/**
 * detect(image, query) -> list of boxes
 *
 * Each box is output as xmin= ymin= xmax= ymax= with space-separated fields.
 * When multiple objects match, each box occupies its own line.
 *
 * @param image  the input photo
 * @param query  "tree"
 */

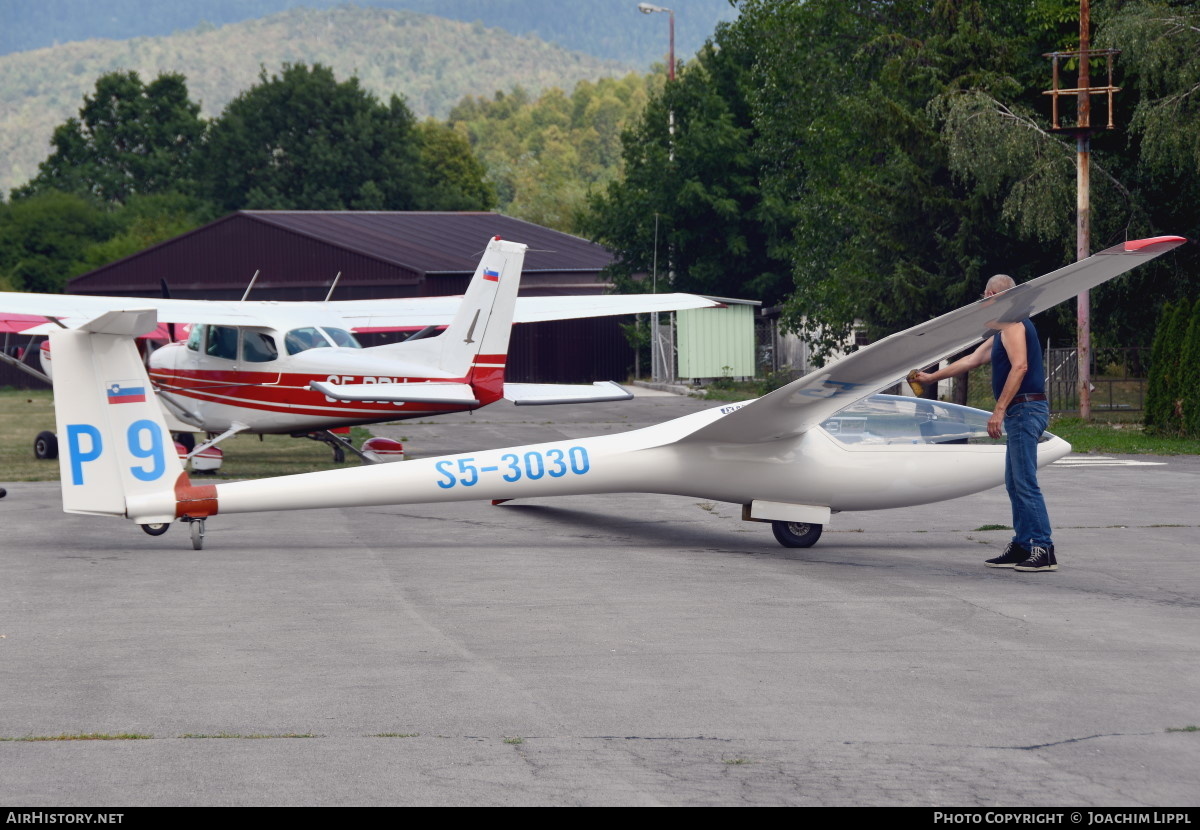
xmin=13 ymin=71 xmax=205 ymax=204
xmin=1100 ymin=1 xmax=1200 ymax=178
xmin=197 ymin=63 xmax=424 ymax=212
xmin=0 ymin=190 xmax=118 ymax=292
xmin=730 ymin=0 xmax=1069 ymax=360
xmin=412 ymin=121 xmax=496 ymax=211
xmin=1144 ymin=299 xmax=1190 ymax=434
xmin=1181 ymin=299 xmax=1200 ymax=437
xmin=1143 ymin=300 xmax=1174 ymax=431
xmin=579 ymin=26 xmax=791 ymax=304
xmin=934 ymin=0 xmax=1200 ymax=348
xmin=447 ymin=75 xmax=657 ymax=232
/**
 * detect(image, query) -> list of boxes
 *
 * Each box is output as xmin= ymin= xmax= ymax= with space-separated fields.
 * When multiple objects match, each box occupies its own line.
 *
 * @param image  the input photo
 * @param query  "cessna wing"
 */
xmin=681 ymin=236 xmax=1187 ymax=445
xmin=0 ymin=290 xmax=720 ymax=335
xmin=331 ymin=292 xmax=721 ymax=330
xmin=0 ymin=295 xmax=276 ymax=333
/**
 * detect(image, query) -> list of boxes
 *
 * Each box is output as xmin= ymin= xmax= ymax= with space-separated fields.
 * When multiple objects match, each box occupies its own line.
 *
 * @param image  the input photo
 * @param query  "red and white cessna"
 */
xmin=2 ymin=237 xmax=717 ymax=462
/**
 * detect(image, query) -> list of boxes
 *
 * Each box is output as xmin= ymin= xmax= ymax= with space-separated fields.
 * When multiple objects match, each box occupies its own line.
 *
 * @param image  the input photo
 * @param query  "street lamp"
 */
xmin=636 ymin=3 xmax=676 ymax=383
xmin=637 ymin=3 xmax=675 ymax=81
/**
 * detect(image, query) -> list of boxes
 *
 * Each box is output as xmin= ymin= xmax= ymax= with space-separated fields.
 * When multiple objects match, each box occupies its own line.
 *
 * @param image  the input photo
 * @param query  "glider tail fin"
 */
xmin=50 ymin=310 xmax=184 ymax=524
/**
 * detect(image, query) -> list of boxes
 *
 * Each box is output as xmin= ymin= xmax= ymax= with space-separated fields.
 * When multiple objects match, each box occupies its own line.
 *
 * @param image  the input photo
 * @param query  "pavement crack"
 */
xmin=1001 ymin=731 xmax=1158 ymax=751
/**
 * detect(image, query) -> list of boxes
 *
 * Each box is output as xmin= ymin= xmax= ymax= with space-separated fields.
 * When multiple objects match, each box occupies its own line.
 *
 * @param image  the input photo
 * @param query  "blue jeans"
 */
xmin=1004 ymin=400 xmax=1053 ymax=549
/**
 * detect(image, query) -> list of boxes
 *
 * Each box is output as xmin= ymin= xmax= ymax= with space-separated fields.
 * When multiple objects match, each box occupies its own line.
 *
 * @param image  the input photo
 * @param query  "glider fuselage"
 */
xmin=160 ymin=395 xmax=1068 ymax=521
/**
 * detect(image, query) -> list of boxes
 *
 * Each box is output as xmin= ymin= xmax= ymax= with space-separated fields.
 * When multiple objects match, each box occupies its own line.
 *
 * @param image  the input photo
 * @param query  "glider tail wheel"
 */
xmin=189 ymin=519 xmax=206 ymax=551
xmin=771 ymin=520 xmax=823 ymax=548
xmin=34 ymin=431 xmax=58 ymax=460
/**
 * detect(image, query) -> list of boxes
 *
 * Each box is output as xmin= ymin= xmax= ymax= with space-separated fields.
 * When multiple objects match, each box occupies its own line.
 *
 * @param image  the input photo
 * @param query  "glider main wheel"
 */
xmin=141 ymin=523 xmax=170 ymax=537
xmin=34 ymin=431 xmax=58 ymax=460
xmin=771 ymin=520 xmax=823 ymax=549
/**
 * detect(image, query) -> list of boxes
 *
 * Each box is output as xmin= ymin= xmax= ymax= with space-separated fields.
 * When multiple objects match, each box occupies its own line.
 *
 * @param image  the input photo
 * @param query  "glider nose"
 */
xmin=1039 ymin=432 xmax=1073 ymax=466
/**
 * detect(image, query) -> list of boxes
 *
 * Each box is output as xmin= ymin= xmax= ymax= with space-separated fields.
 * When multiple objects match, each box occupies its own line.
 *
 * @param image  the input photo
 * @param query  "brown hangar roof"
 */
xmin=243 ymin=211 xmax=613 ymax=274
xmin=68 ymin=211 xmax=616 ymax=298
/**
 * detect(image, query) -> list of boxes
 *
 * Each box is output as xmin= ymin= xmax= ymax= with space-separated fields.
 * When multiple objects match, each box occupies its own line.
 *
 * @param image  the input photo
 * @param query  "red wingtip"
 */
xmin=1124 ymin=235 xmax=1187 ymax=252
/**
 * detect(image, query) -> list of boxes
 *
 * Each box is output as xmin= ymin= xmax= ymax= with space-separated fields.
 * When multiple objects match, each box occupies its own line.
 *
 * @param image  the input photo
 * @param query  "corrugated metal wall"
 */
xmin=676 ymin=305 xmax=756 ymax=379
xmin=358 ymin=319 xmax=634 ymax=383
xmin=509 ymin=318 xmax=635 ymax=383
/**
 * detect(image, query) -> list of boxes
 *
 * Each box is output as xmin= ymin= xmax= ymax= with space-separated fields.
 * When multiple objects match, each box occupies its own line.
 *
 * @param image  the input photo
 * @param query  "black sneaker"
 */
xmin=985 ymin=542 xmax=1029 ymax=568
xmin=1014 ymin=545 xmax=1058 ymax=572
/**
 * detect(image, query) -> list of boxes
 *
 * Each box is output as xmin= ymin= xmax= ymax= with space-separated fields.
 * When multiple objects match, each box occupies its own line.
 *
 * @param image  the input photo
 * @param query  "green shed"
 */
xmin=676 ymin=298 xmax=760 ymax=380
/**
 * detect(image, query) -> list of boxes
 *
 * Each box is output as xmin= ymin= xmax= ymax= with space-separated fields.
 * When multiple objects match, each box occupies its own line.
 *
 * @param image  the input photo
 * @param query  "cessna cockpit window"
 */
xmin=241 ymin=330 xmax=279 ymax=363
xmin=204 ymin=325 xmax=239 ymax=361
xmin=186 ymin=325 xmax=202 ymax=352
xmin=284 ymin=327 xmax=362 ymax=354
xmin=284 ymin=327 xmax=329 ymax=355
xmin=320 ymin=327 xmax=362 ymax=349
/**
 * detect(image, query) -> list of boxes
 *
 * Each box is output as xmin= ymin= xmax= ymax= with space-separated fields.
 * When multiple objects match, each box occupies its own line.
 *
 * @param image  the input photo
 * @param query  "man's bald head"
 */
xmin=985 ymin=274 xmax=1016 ymax=296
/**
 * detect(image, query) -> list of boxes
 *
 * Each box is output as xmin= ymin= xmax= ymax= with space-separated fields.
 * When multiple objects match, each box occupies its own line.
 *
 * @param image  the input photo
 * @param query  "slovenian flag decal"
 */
xmin=107 ymin=381 xmax=147 ymax=404
xmin=483 ymin=268 xmax=500 ymax=282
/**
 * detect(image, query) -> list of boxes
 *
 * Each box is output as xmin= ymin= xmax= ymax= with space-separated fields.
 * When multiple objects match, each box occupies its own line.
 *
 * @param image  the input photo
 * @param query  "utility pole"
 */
xmin=1077 ymin=0 xmax=1093 ymax=420
xmin=1044 ymin=0 xmax=1119 ymax=419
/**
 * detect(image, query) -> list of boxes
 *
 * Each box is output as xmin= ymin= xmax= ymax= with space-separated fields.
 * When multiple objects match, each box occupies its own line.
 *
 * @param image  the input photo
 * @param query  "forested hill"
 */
xmin=0 ymin=0 xmax=737 ymax=67
xmin=0 ymin=5 xmax=631 ymax=195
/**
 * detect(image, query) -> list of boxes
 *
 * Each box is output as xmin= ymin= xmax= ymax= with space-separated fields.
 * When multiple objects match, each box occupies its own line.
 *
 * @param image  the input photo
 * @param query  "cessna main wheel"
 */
xmin=34 ymin=431 xmax=58 ymax=460
xmin=771 ymin=520 xmax=823 ymax=548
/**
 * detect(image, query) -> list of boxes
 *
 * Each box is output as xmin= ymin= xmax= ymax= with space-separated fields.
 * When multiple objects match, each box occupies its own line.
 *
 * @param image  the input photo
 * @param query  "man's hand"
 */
xmin=988 ymin=407 xmax=1005 ymax=439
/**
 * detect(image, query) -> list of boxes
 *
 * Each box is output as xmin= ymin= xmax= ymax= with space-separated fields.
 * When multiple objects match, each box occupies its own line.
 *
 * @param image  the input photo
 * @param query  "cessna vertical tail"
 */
xmin=309 ymin=236 xmax=526 ymax=409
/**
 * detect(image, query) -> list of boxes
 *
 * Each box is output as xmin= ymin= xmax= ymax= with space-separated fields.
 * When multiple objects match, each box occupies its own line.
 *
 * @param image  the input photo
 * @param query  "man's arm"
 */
xmin=913 ymin=338 xmax=992 ymax=386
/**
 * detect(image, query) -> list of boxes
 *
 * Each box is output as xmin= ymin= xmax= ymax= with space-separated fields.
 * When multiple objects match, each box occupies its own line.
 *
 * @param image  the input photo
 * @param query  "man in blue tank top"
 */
xmin=913 ymin=275 xmax=1057 ymax=572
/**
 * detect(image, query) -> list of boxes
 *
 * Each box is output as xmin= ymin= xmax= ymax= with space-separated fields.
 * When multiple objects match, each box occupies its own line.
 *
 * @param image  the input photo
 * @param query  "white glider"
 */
xmin=45 ymin=236 xmax=1186 ymax=549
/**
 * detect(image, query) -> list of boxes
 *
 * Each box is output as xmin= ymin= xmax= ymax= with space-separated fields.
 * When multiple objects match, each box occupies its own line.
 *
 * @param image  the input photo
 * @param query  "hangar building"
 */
xmin=64 ymin=211 xmax=634 ymax=383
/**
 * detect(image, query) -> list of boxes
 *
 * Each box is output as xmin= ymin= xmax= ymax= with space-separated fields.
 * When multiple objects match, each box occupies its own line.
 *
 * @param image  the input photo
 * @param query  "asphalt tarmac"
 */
xmin=2 ymin=388 xmax=1198 ymax=806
